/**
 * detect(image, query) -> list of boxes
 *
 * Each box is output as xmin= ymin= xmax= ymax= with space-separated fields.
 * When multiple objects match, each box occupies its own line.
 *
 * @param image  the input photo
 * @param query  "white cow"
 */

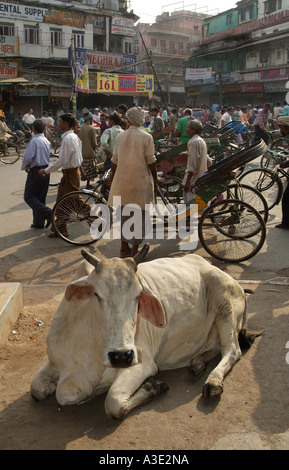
xmin=31 ymin=245 xmax=260 ymax=419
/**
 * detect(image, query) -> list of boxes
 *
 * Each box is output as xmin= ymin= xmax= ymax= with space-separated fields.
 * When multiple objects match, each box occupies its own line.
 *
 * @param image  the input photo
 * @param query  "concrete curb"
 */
xmin=0 ymin=283 xmax=23 ymax=344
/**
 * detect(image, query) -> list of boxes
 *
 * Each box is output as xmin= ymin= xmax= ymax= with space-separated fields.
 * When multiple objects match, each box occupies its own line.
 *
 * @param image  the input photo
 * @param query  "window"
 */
xmin=194 ymin=25 xmax=199 ymax=31
xmin=160 ymin=40 xmax=166 ymax=52
xmin=169 ymin=41 xmax=175 ymax=51
xmin=178 ymin=42 xmax=183 ymax=51
xmin=0 ymin=23 xmax=14 ymax=36
xmin=24 ymin=26 xmax=39 ymax=44
xmin=264 ymin=0 xmax=281 ymax=13
xmin=151 ymin=38 xmax=157 ymax=47
xmin=226 ymin=13 xmax=233 ymax=25
xmin=50 ymin=28 xmax=63 ymax=47
xmin=260 ymin=49 xmax=269 ymax=62
xmin=73 ymin=31 xmax=84 ymax=48
xmin=124 ymin=41 xmax=132 ymax=54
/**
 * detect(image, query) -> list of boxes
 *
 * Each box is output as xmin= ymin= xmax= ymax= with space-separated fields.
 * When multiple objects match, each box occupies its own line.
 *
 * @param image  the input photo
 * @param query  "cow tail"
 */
xmin=238 ymin=289 xmax=264 ymax=350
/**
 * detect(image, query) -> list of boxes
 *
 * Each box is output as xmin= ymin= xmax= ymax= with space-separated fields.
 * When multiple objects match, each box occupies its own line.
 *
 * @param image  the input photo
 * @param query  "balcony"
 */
xmin=147 ymin=46 xmax=189 ymax=57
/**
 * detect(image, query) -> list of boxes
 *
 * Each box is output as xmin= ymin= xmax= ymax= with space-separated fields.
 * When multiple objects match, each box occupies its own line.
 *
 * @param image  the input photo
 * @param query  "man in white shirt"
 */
xmin=220 ymin=107 xmax=234 ymax=127
xmin=23 ymin=108 xmax=36 ymax=129
xmin=92 ymin=108 xmax=101 ymax=123
xmin=38 ymin=113 xmax=83 ymax=237
xmin=183 ymin=120 xmax=208 ymax=204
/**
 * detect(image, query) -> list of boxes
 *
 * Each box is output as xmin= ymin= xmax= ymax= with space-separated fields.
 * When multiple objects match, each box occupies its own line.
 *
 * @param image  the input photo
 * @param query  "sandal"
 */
xmin=119 ymin=250 xmax=132 ymax=259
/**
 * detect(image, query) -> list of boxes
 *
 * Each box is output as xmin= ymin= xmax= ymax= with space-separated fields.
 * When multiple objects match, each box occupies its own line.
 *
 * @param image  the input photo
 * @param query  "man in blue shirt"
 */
xmin=21 ymin=119 xmax=52 ymax=229
xmin=13 ymin=111 xmax=32 ymax=139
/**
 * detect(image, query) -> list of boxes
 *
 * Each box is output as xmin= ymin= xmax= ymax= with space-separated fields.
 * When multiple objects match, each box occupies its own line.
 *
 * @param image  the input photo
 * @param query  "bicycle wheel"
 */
xmin=198 ymin=198 xmax=266 ymax=263
xmin=0 ymin=143 xmax=21 ymax=164
xmin=226 ymin=183 xmax=269 ymax=223
xmin=48 ymin=153 xmax=62 ymax=186
xmin=51 ymin=190 xmax=112 ymax=245
xmin=238 ymin=168 xmax=283 ymax=210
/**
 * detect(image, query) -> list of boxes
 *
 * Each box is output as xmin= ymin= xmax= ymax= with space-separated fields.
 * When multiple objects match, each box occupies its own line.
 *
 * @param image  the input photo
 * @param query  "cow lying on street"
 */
xmin=31 ymin=245 xmax=261 ymax=419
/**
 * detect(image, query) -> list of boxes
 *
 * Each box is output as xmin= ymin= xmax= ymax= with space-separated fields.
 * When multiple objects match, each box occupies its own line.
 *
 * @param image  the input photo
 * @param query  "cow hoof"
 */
xmin=189 ymin=360 xmax=206 ymax=378
xmin=144 ymin=378 xmax=169 ymax=396
xmin=202 ymin=382 xmax=223 ymax=399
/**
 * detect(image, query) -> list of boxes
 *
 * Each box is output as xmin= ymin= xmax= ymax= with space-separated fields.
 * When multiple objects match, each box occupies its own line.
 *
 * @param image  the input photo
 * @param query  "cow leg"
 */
xmin=202 ymin=319 xmax=242 ymax=399
xmin=104 ymin=361 xmax=167 ymax=419
xmin=189 ymin=346 xmax=220 ymax=378
xmin=31 ymin=360 xmax=59 ymax=401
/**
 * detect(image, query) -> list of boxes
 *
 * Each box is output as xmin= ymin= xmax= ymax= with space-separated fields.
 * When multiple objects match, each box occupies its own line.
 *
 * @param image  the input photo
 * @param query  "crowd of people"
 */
xmin=9 ymin=98 xmax=288 ymax=257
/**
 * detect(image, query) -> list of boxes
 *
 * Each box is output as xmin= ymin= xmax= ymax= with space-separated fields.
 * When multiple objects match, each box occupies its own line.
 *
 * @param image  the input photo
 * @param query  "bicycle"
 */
xmin=0 ymin=137 xmax=22 ymax=164
xmin=238 ymin=148 xmax=288 ymax=210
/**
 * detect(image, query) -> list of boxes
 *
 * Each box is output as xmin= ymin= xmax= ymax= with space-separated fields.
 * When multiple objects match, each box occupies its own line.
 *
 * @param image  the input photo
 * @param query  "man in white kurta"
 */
xmin=183 ymin=120 xmax=208 ymax=204
xmin=108 ymin=107 xmax=157 ymax=258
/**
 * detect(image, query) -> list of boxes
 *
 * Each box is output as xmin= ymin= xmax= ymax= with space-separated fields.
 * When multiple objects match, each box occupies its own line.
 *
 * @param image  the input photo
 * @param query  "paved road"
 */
xmin=0 ymin=156 xmax=288 ymax=284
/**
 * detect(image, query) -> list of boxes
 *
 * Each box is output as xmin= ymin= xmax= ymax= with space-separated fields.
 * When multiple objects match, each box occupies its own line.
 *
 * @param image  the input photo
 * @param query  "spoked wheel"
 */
xmin=48 ymin=153 xmax=62 ymax=186
xmin=51 ymin=190 xmax=112 ymax=245
xmin=198 ymin=198 xmax=266 ymax=263
xmin=226 ymin=183 xmax=269 ymax=223
xmin=238 ymin=168 xmax=283 ymax=210
xmin=0 ymin=143 xmax=21 ymax=164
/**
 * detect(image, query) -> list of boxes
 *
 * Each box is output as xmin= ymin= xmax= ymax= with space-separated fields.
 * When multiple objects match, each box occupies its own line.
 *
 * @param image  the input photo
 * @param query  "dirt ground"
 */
xmin=1 ymin=262 xmax=289 ymax=450
xmin=1 ymin=156 xmax=289 ymax=450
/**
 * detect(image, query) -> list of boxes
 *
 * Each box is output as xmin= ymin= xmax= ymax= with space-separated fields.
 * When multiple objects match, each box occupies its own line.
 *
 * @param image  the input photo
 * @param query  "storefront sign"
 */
xmin=264 ymin=83 xmax=287 ymax=93
xmin=19 ymin=89 xmax=48 ymax=96
xmin=86 ymin=50 xmax=136 ymax=73
xmin=91 ymin=73 xmax=154 ymax=94
xmin=185 ymin=68 xmax=212 ymax=81
xmin=51 ymin=87 xmax=71 ymax=97
xmin=0 ymin=2 xmax=47 ymax=21
xmin=0 ymin=61 xmax=17 ymax=78
xmin=260 ymin=68 xmax=289 ymax=81
xmin=111 ymin=17 xmax=134 ymax=36
xmin=0 ymin=36 xmax=18 ymax=56
xmin=43 ymin=9 xmax=85 ymax=28
xmin=240 ymin=83 xmax=263 ymax=92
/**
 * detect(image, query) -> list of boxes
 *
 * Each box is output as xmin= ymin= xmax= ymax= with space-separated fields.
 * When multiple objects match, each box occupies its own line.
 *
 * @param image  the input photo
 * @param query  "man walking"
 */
xmin=253 ymin=103 xmax=271 ymax=144
xmin=38 ymin=113 xmax=83 ymax=237
xmin=183 ymin=120 xmax=208 ymax=204
xmin=21 ymin=119 xmax=52 ymax=229
xmin=78 ymin=112 xmax=97 ymax=189
xmin=108 ymin=107 xmax=157 ymax=258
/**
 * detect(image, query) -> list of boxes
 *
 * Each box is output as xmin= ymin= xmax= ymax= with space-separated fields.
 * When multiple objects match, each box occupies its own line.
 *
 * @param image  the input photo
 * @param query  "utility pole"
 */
xmin=70 ymin=35 xmax=77 ymax=117
xmin=139 ymin=31 xmax=169 ymax=114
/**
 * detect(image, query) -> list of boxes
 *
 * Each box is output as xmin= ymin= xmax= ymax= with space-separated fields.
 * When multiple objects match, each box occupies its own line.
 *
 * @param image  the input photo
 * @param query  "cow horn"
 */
xmin=81 ymin=250 xmax=100 ymax=268
xmin=133 ymin=243 xmax=150 ymax=265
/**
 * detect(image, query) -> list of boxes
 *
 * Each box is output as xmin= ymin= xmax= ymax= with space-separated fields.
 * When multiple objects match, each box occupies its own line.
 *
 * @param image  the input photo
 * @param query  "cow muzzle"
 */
xmin=108 ymin=349 xmax=134 ymax=368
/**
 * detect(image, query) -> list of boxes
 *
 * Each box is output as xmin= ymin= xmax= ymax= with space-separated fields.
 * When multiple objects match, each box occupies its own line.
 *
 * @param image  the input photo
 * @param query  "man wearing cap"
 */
xmin=108 ymin=107 xmax=157 ymax=258
xmin=92 ymin=108 xmax=101 ymax=123
xmin=275 ymin=116 xmax=289 ymax=229
xmin=78 ymin=112 xmax=98 ymax=189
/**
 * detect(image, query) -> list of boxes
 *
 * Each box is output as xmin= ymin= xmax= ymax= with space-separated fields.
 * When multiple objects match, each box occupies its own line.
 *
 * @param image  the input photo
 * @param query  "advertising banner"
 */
xmin=0 ymin=36 xmax=18 ymax=57
xmin=0 ymin=61 xmax=17 ymax=78
xmin=185 ymin=68 xmax=212 ymax=81
xmin=260 ymin=68 xmax=289 ymax=81
xmin=111 ymin=17 xmax=134 ymax=36
xmin=75 ymin=62 xmax=89 ymax=93
xmin=93 ymin=73 xmax=154 ymax=95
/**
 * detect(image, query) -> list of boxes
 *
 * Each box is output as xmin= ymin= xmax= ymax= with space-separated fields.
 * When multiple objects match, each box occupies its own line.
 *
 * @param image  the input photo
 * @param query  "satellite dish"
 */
xmin=286 ymin=91 xmax=289 ymax=104
xmin=286 ymin=81 xmax=289 ymax=89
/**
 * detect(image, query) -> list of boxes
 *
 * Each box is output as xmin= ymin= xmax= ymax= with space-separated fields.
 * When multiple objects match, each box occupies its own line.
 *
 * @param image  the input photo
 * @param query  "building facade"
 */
xmin=185 ymin=0 xmax=289 ymax=107
xmin=136 ymin=10 xmax=207 ymax=107
xmin=0 ymin=0 xmax=141 ymax=117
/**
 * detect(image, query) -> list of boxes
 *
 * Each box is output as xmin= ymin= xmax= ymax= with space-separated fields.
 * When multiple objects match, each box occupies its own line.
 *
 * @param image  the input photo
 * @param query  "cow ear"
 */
xmin=65 ymin=282 xmax=94 ymax=301
xmin=138 ymin=286 xmax=166 ymax=328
